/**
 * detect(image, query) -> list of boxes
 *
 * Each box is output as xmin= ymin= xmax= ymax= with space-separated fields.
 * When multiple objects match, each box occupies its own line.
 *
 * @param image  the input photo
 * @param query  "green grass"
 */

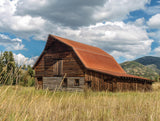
xmin=0 ymin=85 xmax=160 ymax=121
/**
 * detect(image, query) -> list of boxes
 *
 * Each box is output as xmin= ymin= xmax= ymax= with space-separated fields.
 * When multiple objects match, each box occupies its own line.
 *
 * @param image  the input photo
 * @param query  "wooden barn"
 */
xmin=33 ymin=34 xmax=153 ymax=91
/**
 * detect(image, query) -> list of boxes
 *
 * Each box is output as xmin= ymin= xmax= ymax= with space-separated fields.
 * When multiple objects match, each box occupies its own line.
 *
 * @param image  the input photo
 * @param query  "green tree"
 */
xmin=0 ymin=51 xmax=35 ymax=86
xmin=0 ymin=52 xmax=4 ymax=73
xmin=0 ymin=51 xmax=16 ymax=84
xmin=27 ymin=65 xmax=34 ymax=77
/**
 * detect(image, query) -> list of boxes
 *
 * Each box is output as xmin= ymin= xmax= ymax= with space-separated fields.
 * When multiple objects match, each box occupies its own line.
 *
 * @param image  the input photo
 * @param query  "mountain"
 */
xmin=120 ymin=61 xmax=159 ymax=80
xmin=135 ymin=56 xmax=160 ymax=70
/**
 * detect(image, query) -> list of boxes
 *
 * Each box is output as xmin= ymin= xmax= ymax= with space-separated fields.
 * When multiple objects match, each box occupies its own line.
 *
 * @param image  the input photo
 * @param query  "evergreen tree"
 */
xmin=0 ymin=51 xmax=35 ymax=86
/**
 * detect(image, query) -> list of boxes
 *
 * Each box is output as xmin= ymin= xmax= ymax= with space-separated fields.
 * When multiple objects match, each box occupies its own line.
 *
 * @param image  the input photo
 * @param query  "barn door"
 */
xmin=53 ymin=59 xmax=63 ymax=76
xmin=44 ymin=56 xmax=63 ymax=76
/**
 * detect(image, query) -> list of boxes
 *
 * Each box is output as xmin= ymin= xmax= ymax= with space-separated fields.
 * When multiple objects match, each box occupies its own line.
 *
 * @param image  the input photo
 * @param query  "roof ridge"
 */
xmin=51 ymin=34 xmax=103 ymax=50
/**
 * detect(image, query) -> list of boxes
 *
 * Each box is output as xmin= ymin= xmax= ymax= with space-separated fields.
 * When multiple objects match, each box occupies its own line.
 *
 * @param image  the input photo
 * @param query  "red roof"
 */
xmin=33 ymin=34 xmax=153 ymax=81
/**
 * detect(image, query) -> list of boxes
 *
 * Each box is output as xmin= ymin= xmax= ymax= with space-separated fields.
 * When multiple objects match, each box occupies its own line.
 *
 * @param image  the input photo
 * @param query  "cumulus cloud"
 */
xmin=147 ymin=13 xmax=160 ymax=29
xmin=132 ymin=18 xmax=146 ymax=27
xmin=0 ymin=34 xmax=24 ymax=50
xmin=16 ymin=0 xmax=150 ymax=28
xmin=0 ymin=0 xmax=151 ymax=40
xmin=13 ymin=53 xmax=38 ymax=66
xmin=54 ymin=22 xmax=153 ymax=60
xmin=0 ymin=0 xmax=47 ymax=40
xmin=0 ymin=0 xmax=154 ymax=61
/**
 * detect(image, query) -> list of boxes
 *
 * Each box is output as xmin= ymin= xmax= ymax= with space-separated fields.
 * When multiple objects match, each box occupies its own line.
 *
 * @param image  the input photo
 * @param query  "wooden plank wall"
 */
xmin=34 ymin=40 xmax=85 ymax=78
xmin=85 ymin=70 xmax=152 ymax=91
xmin=43 ymin=77 xmax=85 ymax=91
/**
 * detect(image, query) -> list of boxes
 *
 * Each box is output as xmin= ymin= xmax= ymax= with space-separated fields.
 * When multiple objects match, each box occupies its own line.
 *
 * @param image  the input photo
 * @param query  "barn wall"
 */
xmin=85 ymin=70 xmax=152 ymax=91
xmin=34 ymin=39 xmax=85 ymax=78
xmin=44 ymin=51 xmax=84 ymax=77
xmin=43 ymin=77 xmax=84 ymax=91
xmin=34 ymin=39 xmax=85 ymax=90
xmin=34 ymin=56 xmax=45 ymax=77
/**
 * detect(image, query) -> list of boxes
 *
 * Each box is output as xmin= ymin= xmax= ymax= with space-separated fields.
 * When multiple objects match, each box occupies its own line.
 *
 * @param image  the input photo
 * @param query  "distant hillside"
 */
xmin=120 ymin=61 xmax=159 ymax=80
xmin=135 ymin=56 xmax=160 ymax=70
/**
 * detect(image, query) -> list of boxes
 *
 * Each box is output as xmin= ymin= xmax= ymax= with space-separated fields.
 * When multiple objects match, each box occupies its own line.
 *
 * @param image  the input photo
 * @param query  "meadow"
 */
xmin=0 ymin=83 xmax=160 ymax=121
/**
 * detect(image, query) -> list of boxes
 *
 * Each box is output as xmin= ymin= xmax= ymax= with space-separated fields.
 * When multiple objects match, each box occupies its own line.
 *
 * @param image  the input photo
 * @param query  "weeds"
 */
xmin=0 ymin=85 xmax=160 ymax=121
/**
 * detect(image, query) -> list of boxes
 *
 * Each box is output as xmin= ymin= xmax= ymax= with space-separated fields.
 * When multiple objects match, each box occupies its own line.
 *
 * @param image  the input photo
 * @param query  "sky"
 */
xmin=0 ymin=0 xmax=160 ymax=66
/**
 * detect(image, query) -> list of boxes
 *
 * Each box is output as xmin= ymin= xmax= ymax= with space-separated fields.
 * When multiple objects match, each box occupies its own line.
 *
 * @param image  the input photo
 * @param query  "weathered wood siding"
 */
xmin=43 ymin=77 xmax=84 ymax=91
xmin=34 ymin=40 xmax=85 ymax=78
xmin=85 ymin=70 xmax=152 ymax=91
xmin=34 ymin=39 xmax=85 ymax=90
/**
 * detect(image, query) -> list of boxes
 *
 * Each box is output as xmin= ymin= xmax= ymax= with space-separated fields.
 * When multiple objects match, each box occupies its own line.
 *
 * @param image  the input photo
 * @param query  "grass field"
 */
xmin=0 ymin=84 xmax=160 ymax=121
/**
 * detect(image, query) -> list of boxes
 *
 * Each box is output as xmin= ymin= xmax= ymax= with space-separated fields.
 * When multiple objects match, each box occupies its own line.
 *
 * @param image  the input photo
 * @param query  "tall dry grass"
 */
xmin=0 ymin=85 xmax=160 ymax=121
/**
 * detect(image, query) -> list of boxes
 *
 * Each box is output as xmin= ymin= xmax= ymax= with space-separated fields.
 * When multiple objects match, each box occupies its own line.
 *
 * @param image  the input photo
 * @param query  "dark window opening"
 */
xmin=74 ymin=79 xmax=80 ymax=86
xmin=37 ymin=77 xmax=43 ymax=89
xmin=87 ymin=81 xmax=92 ymax=88
xmin=63 ymin=78 xmax=67 ymax=87
xmin=37 ymin=77 xmax=42 ymax=84
xmin=37 ymin=77 xmax=42 ymax=81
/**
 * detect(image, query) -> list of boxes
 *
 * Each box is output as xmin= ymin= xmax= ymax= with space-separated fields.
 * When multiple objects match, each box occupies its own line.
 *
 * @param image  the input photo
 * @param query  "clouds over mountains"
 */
xmin=0 ymin=0 xmax=160 ymax=65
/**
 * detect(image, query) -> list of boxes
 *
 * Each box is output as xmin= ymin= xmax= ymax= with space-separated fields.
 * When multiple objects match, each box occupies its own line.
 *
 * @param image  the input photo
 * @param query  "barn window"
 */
xmin=63 ymin=78 xmax=67 ymax=87
xmin=74 ymin=79 xmax=79 ymax=86
xmin=87 ymin=81 xmax=92 ymax=88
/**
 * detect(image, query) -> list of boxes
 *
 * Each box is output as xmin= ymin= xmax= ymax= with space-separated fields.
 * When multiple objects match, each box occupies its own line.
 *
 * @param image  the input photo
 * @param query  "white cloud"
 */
xmin=93 ymin=0 xmax=150 ymax=22
xmin=148 ymin=30 xmax=160 ymax=43
xmin=0 ymin=0 xmax=151 ymax=41
xmin=153 ymin=47 xmax=160 ymax=56
xmin=9 ymin=15 xmax=46 ymax=31
xmin=54 ymin=21 xmax=153 ymax=60
xmin=13 ymin=53 xmax=38 ymax=66
xmin=134 ymin=18 xmax=145 ymax=26
xmin=0 ymin=0 xmax=47 ymax=40
xmin=147 ymin=13 xmax=160 ymax=29
xmin=145 ymin=5 xmax=160 ymax=15
xmin=0 ymin=34 xmax=24 ymax=50
xmin=0 ymin=0 xmax=154 ymax=61
xmin=16 ymin=0 xmax=150 ymax=28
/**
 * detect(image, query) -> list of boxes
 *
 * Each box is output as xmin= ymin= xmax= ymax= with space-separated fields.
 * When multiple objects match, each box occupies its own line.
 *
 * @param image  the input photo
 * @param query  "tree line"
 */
xmin=0 ymin=51 xmax=35 ymax=86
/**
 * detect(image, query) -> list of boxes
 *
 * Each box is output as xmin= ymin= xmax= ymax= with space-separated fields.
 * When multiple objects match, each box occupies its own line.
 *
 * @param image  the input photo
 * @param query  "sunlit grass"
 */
xmin=0 ymin=84 xmax=160 ymax=121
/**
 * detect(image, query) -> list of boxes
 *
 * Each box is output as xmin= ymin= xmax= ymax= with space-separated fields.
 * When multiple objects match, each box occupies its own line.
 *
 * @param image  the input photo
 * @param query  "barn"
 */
xmin=33 ymin=34 xmax=153 ymax=91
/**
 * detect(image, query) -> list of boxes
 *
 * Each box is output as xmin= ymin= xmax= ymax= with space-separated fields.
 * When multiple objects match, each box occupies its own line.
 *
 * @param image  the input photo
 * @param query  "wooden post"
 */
xmin=58 ymin=73 xmax=67 ymax=90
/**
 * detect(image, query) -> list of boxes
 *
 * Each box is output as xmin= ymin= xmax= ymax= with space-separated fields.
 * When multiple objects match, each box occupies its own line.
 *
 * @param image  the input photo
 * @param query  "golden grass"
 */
xmin=0 ymin=85 xmax=160 ymax=121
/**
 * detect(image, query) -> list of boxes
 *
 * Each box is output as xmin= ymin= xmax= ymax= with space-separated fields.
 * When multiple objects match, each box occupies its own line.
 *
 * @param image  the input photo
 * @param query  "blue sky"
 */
xmin=0 ymin=0 xmax=160 ymax=66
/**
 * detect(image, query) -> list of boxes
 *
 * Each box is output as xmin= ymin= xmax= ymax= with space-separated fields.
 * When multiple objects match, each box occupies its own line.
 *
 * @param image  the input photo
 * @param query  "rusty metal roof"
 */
xmin=33 ymin=34 xmax=153 ymax=81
